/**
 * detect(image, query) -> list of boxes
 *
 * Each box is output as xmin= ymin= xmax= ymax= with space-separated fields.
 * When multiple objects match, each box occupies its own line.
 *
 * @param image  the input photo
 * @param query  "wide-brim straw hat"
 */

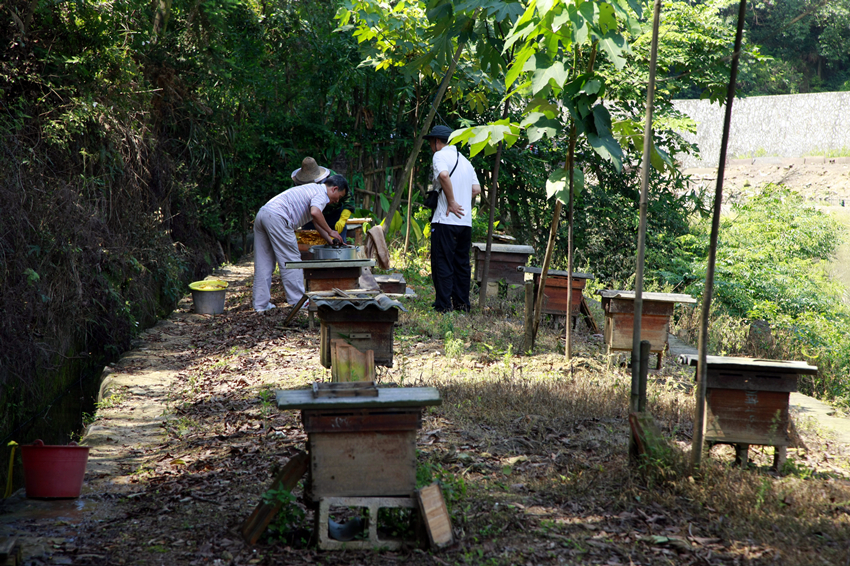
xmin=292 ymin=156 xmax=330 ymax=184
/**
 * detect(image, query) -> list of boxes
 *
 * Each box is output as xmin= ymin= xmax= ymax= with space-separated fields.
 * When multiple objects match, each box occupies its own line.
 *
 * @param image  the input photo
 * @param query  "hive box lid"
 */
xmin=598 ymin=290 xmax=697 ymax=304
xmin=277 ymin=386 xmax=442 ymax=410
xmin=519 ymin=266 xmax=594 ymax=279
xmin=472 ymin=243 xmax=534 ymax=254
xmin=678 ymin=354 xmax=818 ymax=375
xmin=285 ymin=259 xmax=375 ymax=269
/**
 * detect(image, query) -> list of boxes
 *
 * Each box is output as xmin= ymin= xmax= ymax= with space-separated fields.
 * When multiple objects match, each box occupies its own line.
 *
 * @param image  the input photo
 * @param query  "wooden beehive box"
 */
xmin=330 ymin=340 xmax=376 ymax=382
xmin=318 ymin=304 xmax=398 ymax=368
xmin=305 ymin=414 xmax=419 ymax=499
xmin=681 ymin=355 xmax=818 ymax=447
xmin=520 ymin=267 xmax=593 ymax=315
xmin=599 ymin=291 xmax=696 ymax=366
xmin=374 ymin=273 xmax=406 ymax=295
xmin=285 ymin=259 xmax=376 ymax=293
xmin=276 ymin=387 xmax=442 ymax=502
xmin=472 ymin=243 xmax=534 ymax=285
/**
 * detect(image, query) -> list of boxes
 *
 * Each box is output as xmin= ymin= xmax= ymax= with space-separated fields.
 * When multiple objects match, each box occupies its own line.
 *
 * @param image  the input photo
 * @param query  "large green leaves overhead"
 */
xmin=454 ymin=0 xmax=640 ymax=172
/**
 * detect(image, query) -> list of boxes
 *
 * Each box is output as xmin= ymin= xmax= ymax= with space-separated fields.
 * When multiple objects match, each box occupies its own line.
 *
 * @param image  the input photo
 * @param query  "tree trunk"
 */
xmin=382 ymin=42 xmax=465 ymax=227
xmin=565 ymin=126 xmax=577 ymax=360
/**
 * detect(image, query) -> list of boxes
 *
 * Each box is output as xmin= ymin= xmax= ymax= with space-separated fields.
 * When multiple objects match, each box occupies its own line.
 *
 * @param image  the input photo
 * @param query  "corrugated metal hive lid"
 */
xmin=311 ymin=292 xmax=407 ymax=312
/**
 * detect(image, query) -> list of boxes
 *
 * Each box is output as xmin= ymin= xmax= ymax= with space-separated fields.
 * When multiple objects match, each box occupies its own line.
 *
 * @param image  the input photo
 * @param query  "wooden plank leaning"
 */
xmin=240 ymin=451 xmax=309 ymax=545
xmin=283 ymin=295 xmax=309 ymax=326
xmin=417 ymin=483 xmax=453 ymax=549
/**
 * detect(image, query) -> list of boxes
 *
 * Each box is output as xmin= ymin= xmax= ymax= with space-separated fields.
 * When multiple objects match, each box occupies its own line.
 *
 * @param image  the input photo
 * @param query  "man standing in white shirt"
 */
xmin=424 ymin=125 xmax=481 ymax=312
xmin=252 ymin=175 xmax=347 ymax=312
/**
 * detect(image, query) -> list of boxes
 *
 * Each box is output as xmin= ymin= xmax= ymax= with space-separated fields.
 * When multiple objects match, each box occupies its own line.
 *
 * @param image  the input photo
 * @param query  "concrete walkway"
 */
xmin=667 ymin=334 xmax=850 ymax=446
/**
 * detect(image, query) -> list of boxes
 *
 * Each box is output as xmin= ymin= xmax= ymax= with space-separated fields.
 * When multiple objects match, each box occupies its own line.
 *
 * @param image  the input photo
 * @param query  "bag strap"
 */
xmin=437 ymin=151 xmax=460 ymax=194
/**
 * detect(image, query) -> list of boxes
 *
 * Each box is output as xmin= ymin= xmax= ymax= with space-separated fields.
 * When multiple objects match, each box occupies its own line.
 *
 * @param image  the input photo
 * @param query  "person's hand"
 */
xmin=446 ymin=199 xmax=464 ymax=218
xmin=327 ymin=229 xmax=342 ymax=243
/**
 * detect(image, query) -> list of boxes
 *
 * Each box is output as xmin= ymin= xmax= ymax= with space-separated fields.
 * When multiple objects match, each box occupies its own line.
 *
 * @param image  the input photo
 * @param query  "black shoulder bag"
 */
xmin=424 ymin=152 xmax=459 ymax=216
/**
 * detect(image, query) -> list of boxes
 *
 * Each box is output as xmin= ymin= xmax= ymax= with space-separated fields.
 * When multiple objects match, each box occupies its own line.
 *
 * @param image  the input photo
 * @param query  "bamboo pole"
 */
xmin=478 ymin=100 xmax=511 ymax=309
xmin=565 ymin=126 xmax=577 ymax=360
xmin=631 ymin=0 xmax=662 ymax=416
xmin=403 ymin=167 xmax=414 ymax=255
xmin=691 ymin=0 xmax=748 ymax=473
xmin=527 ymin=198 xmax=561 ymax=350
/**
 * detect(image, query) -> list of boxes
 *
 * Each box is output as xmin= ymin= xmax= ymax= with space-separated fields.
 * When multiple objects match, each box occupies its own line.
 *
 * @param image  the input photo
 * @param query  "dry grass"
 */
xmin=386 ymin=288 xmax=850 ymax=565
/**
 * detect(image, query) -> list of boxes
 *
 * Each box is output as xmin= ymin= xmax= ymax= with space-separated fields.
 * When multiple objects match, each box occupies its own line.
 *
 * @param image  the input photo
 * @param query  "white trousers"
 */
xmin=253 ymin=207 xmax=305 ymax=310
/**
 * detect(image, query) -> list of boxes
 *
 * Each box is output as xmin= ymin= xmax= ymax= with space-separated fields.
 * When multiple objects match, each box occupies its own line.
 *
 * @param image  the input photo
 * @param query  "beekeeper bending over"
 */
xmin=252 ymin=175 xmax=349 ymax=312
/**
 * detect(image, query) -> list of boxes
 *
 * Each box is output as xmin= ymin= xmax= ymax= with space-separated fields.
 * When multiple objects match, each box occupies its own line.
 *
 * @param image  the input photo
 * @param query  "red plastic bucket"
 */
xmin=20 ymin=439 xmax=90 ymax=498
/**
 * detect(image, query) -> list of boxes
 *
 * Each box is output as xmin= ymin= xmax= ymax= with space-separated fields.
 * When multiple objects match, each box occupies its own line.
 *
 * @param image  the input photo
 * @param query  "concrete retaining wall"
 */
xmin=672 ymin=92 xmax=850 ymax=168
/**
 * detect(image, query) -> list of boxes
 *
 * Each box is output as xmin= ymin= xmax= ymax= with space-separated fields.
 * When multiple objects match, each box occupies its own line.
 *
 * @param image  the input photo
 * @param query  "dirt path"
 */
xmin=1 ymin=261 xmax=261 ymax=563
xmin=83 ymin=261 xmax=259 ymax=487
xmin=684 ymin=156 xmax=850 ymax=204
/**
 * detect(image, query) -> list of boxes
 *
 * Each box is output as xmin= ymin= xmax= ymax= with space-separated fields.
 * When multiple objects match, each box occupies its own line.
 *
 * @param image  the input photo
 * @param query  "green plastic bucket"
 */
xmin=189 ymin=280 xmax=228 ymax=314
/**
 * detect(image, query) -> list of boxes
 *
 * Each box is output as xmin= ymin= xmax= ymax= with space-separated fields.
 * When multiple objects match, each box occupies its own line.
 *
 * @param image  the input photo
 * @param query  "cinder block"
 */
xmin=316 ymin=496 xmax=418 ymax=550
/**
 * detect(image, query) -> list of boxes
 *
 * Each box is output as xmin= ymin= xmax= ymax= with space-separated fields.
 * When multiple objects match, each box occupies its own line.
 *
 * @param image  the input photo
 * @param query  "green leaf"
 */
xmin=526 ymin=96 xmax=560 ymax=116
xmin=568 ymin=4 xmax=589 ymax=44
xmin=388 ymin=210 xmax=403 ymax=234
xmin=523 ymin=51 xmax=547 ymax=73
xmin=586 ymin=105 xmax=623 ymax=170
xmin=545 ymin=167 xmax=584 ymax=204
xmin=621 ymin=0 xmax=643 ymax=18
xmin=577 ymin=1 xmax=598 ymax=38
xmin=521 ymin=113 xmax=561 ymax=142
xmin=552 ymin=6 xmax=571 ymax=34
xmin=598 ymin=1 xmax=617 ymax=34
xmin=24 ymin=268 xmax=40 ymax=284
xmin=591 ymin=104 xmax=614 ymax=138
xmin=587 ymin=131 xmax=623 ymax=172
xmin=410 ymin=218 xmax=423 ymax=241
xmin=531 ymin=60 xmax=569 ymax=95
xmin=503 ymin=0 xmax=539 ymax=52
xmin=537 ymin=0 xmax=555 ymax=18
xmin=598 ymin=31 xmax=628 ymax=70
xmin=546 ymin=168 xmax=567 ymax=201
xmin=506 ymin=44 xmax=536 ymax=89
xmin=451 ymin=121 xmax=522 ymax=157
xmin=651 ymin=145 xmax=673 ymax=172
xmin=610 ymin=0 xmax=642 ymax=35
xmin=379 ymin=193 xmax=390 ymax=213
xmin=583 ymin=78 xmax=602 ymax=95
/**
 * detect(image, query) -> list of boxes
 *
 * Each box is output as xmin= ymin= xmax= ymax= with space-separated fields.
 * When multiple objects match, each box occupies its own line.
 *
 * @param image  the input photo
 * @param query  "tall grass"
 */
xmin=676 ymin=185 xmax=850 ymax=406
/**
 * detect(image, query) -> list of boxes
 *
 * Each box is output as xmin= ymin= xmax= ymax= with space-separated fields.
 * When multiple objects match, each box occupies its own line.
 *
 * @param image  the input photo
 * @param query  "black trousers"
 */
xmin=430 ymin=223 xmax=472 ymax=312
